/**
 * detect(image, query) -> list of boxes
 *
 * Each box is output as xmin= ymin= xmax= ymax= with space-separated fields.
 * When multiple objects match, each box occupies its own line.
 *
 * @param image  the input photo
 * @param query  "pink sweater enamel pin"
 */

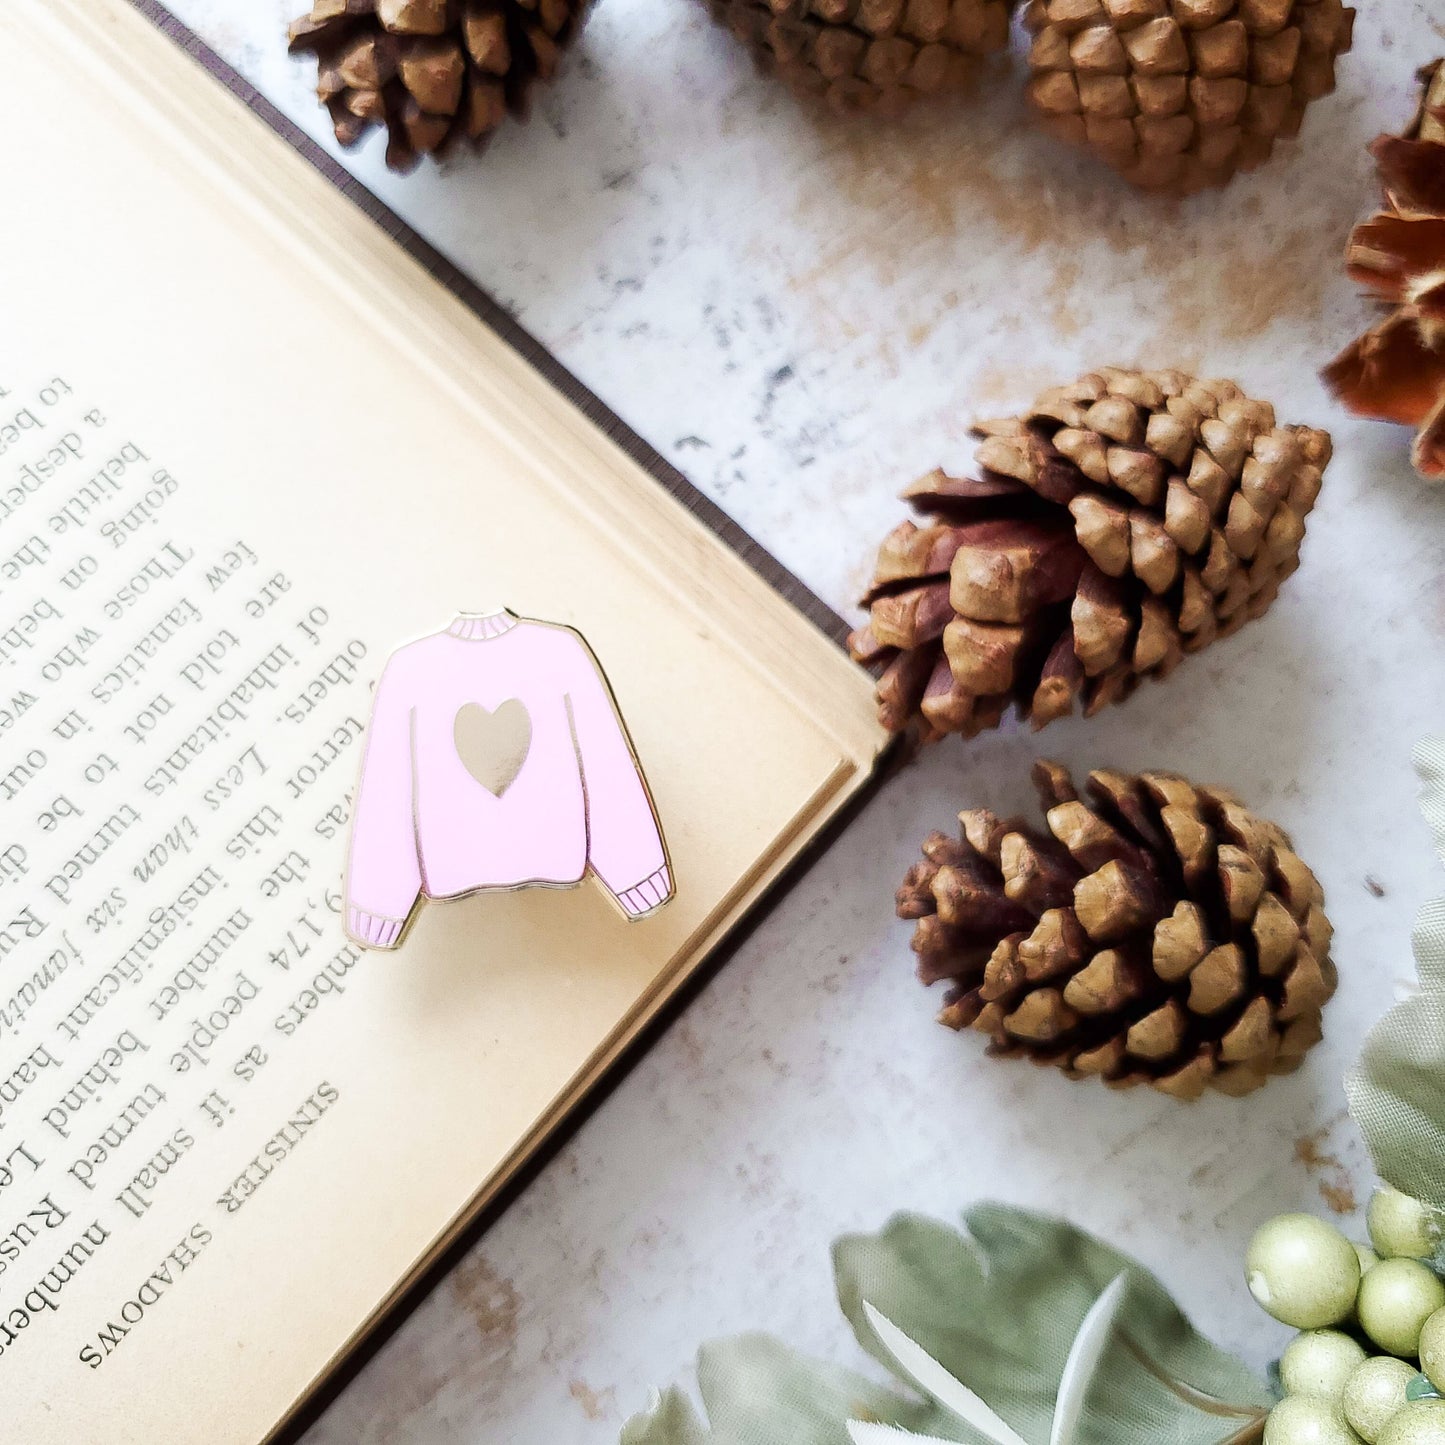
xmin=343 ymin=609 xmax=673 ymax=949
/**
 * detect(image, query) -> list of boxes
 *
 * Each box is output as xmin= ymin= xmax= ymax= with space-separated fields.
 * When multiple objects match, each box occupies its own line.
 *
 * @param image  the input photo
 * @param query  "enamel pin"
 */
xmin=343 ymin=609 xmax=672 ymax=950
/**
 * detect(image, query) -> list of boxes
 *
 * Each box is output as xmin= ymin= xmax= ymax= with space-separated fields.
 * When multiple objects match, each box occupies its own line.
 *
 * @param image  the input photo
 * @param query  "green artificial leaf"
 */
xmin=619 ymin=1331 xmax=950 ymax=1445
xmin=835 ymin=1206 xmax=1271 ymax=1445
xmin=621 ymin=1388 xmax=710 ymax=1445
xmin=619 ymin=1206 xmax=1270 ymax=1445
xmin=696 ymin=1333 xmax=946 ymax=1444
xmin=1347 ymin=737 xmax=1445 ymax=1211
xmin=862 ymin=1301 xmax=1028 ymax=1445
xmin=850 ymin=1426 xmax=964 ymax=1445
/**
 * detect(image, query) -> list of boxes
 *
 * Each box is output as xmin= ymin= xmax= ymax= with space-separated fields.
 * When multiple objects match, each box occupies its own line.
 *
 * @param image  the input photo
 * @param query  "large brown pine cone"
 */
xmin=1023 ymin=0 xmax=1355 ymax=193
xmin=705 ymin=0 xmax=1013 ymax=116
xmin=1323 ymin=60 xmax=1445 ymax=481
xmin=848 ymin=368 xmax=1331 ymax=744
xmin=899 ymin=760 xmax=1335 ymax=1099
xmin=287 ymin=0 xmax=589 ymax=172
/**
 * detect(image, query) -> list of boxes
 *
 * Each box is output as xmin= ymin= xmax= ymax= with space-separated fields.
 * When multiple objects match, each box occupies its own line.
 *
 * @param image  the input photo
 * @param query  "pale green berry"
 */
xmin=1249 ymin=1215 xmax=1364 ymax=1329
xmin=1344 ymin=1358 xmax=1417 ymax=1442
xmin=1371 ymin=1190 xmax=1443 ymax=1262
xmin=1379 ymin=1399 xmax=1445 ymax=1445
xmin=1265 ymin=1396 xmax=1367 ymax=1444
xmin=1359 ymin=1260 xmax=1445 ymax=1357
xmin=1419 ymin=1309 xmax=1445 ymax=1393
xmin=1359 ymin=1245 xmax=1384 ymax=1274
xmin=1282 ymin=1331 xmax=1370 ymax=1400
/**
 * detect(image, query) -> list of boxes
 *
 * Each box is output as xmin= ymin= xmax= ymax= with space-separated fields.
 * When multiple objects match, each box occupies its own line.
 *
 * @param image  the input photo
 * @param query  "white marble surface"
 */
xmin=162 ymin=1 xmax=1445 ymax=1439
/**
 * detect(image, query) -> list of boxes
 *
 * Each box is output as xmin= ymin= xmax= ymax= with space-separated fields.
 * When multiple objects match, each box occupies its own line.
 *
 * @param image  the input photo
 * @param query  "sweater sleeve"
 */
xmin=344 ymin=654 xmax=422 ymax=948
xmin=563 ymin=635 xmax=672 ymax=918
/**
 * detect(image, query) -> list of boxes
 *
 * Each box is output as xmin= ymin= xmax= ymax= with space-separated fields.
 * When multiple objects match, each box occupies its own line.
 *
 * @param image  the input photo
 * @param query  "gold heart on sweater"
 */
xmin=453 ymin=699 xmax=532 ymax=797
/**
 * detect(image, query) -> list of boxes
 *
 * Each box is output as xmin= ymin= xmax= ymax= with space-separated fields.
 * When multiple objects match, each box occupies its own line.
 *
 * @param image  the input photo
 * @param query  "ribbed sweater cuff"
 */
xmin=616 ymin=865 xmax=673 ymax=918
xmin=347 ymin=906 xmax=406 ymax=949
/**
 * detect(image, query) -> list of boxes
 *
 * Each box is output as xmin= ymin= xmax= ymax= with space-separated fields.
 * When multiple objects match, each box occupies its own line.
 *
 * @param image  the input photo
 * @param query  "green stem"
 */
xmin=1214 ymin=1419 xmax=1267 ymax=1445
xmin=1117 ymin=1329 xmax=1271 ymax=1433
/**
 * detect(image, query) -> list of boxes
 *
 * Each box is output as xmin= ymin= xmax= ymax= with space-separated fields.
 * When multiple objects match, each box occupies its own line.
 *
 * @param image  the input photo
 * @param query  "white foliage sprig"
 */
xmin=849 ymin=1275 xmax=1128 ymax=1445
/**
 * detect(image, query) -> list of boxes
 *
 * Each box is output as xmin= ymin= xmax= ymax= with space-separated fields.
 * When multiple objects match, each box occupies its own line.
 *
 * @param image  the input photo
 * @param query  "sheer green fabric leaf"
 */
xmin=850 ymin=1426 xmax=971 ymax=1445
xmin=1422 ymin=739 xmax=1445 ymax=867
xmin=1347 ymin=737 xmax=1445 ymax=1211
xmin=621 ymin=1388 xmax=711 ymax=1445
xmin=619 ymin=1332 xmax=959 ymax=1445
xmin=835 ymin=1206 xmax=1270 ymax=1445
xmin=619 ymin=1206 xmax=1268 ymax=1445
xmin=697 ymin=1334 xmax=950 ymax=1444
xmin=862 ymin=1302 xmax=1028 ymax=1445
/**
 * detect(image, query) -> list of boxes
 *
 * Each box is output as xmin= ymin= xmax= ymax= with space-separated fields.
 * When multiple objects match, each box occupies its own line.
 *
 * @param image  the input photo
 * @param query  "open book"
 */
xmin=0 ymin=3 xmax=888 ymax=1439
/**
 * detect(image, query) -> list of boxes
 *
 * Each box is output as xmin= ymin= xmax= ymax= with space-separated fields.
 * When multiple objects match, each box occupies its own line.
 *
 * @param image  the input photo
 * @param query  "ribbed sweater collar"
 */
xmin=446 ymin=609 xmax=518 ymax=640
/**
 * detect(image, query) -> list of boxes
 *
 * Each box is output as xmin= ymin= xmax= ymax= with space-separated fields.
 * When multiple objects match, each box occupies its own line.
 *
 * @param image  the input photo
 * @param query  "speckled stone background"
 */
xmin=162 ymin=2 xmax=1445 ymax=1438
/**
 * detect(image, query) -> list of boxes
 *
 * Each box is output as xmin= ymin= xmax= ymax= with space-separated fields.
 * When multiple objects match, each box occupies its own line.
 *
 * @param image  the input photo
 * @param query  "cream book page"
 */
xmin=0 ymin=2 xmax=885 ymax=1440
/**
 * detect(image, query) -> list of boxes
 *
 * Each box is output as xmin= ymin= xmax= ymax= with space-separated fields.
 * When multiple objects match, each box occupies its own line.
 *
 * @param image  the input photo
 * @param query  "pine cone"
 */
xmin=1023 ymin=0 xmax=1355 ymax=193
xmin=705 ymin=0 xmax=1013 ymax=116
xmin=287 ymin=0 xmax=589 ymax=172
xmin=848 ymin=368 xmax=1330 ymax=744
xmin=1323 ymin=60 xmax=1445 ymax=481
xmin=899 ymin=760 xmax=1335 ymax=1099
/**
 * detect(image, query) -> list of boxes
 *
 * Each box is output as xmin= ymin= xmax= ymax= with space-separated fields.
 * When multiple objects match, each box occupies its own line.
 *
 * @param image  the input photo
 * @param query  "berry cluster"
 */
xmin=1246 ymin=1189 xmax=1445 ymax=1443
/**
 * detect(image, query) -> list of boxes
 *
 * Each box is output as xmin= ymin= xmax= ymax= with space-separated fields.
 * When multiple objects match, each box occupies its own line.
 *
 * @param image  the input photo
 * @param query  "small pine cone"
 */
xmin=1022 ymin=0 xmax=1356 ymax=193
xmin=899 ymin=760 xmax=1335 ymax=1099
xmin=1323 ymin=60 xmax=1445 ymax=480
xmin=704 ymin=0 xmax=1013 ymax=117
xmin=848 ymin=367 xmax=1330 ymax=744
xmin=287 ymin=0 xmax=589 ymax=172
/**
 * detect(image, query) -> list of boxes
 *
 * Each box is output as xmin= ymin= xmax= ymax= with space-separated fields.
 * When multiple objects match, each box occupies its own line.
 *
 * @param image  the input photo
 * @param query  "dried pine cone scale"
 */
xmin=900 ymin=761 xmax=1335 ymax=1099
xmin=288 ymin=0 xmax=586 ymax=171
xmin=1023 ymin=0 xmax=1356 ymax=193
xmin=705 ymin=0 xmax=1012 ymax=116
xmin=1324 ymin=60 xmax=1445 ymax=480
xmin=849 ymin=368 xmax=1331 ymax=743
